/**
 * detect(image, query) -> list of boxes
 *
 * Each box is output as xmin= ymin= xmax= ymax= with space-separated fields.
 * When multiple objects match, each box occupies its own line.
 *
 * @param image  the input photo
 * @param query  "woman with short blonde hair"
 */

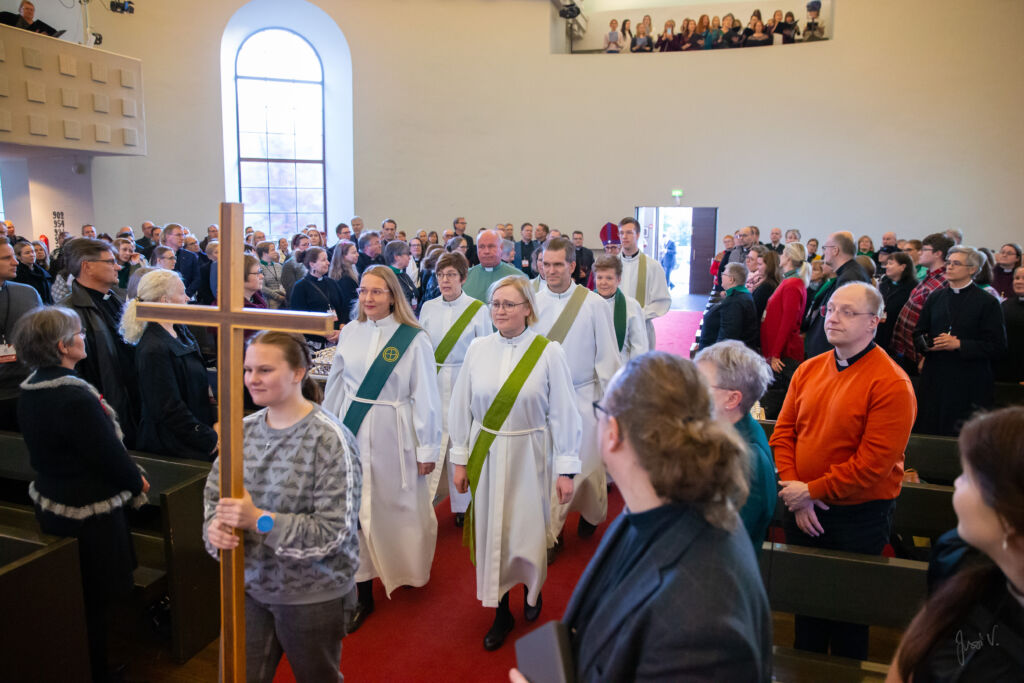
xmin=450 ymin=275 xmax=581 ymax=650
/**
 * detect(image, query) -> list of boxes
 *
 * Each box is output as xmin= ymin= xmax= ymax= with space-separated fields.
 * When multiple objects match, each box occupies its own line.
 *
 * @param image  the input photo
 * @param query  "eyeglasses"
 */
xmin=592 ymin=401 xmax=612 ymax=419
xmin=822 ymin=244 xmax=839 ymax=252
xmin=356 ymin=287 xmax=389 ymax=297
xmin=247 ymin=270 xmax=263 ymax=278
xmin=436 ymin=271 xmax=461 ymax=280
xmin=825 ymin=305 xmax=877 ymax=320
xmin=944 ymin=260 xmax=967 ymax=268
xmin=490 ymin=301 xmax=527 ymax=312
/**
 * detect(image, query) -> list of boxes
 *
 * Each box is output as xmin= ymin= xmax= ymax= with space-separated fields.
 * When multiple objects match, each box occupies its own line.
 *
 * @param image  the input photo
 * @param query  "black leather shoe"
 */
xmin=524 ymin=591 xmax=542 ymax=622
xmin=546 ymin=535 xmax=563 ymax=565
xmin=578 ymin=517 xmax=598 ymax=539
xmin=454 ymin=512 xmax=465 ymax=528
xmin=347 ymin=601 xmax=375 ymax=634
xmin=483 ymin=612 xmax=515 ymax=651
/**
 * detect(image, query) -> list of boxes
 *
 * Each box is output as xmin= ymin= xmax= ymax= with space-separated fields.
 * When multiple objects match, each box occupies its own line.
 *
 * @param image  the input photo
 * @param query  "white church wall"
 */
xmin=87 ymin=0 xmax=1024 ymax=251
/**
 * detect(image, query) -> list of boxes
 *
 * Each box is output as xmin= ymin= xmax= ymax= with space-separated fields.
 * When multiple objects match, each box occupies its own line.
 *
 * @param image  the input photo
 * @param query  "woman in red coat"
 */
xmin=759 ymin=242 xmax=809 ymax=419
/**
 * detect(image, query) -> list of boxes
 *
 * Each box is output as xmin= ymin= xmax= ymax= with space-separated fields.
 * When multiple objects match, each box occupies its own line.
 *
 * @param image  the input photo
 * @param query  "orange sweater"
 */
xmin=770 ymin=346 xmax=917 ymax=505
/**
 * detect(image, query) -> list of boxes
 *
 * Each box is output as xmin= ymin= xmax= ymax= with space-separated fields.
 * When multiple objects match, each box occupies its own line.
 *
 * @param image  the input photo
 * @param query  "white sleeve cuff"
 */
xmin=416 ymin=445 xmax=440 ymax=463
xmin=555 ymin=454 xmax=582 ymax=476
xmin=450 ymin=447 xmax=470 ymax=466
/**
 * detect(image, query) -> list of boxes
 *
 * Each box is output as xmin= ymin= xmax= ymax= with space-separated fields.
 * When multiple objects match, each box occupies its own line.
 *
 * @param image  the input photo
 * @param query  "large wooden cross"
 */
xmin=136 ymin=203 xmax=334 ymax=682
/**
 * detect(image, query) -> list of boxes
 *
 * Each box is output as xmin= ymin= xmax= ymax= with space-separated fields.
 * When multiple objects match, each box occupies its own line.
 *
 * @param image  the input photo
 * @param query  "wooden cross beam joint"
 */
xmin=135 ymin=203 xmax=333 ymax=683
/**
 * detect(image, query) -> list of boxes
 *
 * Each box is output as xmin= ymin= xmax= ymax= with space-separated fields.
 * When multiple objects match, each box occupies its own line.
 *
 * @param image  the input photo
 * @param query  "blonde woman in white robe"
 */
xmin=451 ymin=275 xmax=581 ymax=651
xmin=419 ymin=252 xmax=492 ymax=524
xmin=322 ymin=265 xmax=442 ymax=633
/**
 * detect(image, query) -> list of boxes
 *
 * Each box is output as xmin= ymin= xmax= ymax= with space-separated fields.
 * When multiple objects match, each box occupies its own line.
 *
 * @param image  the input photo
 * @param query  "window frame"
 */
xmin=233 ymin=27 xmax=327 ymax=239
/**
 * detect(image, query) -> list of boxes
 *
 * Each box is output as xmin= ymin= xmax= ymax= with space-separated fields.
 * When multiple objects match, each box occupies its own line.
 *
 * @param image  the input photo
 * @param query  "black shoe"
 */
xmin=578 ymin=517 xmax=598 ymax=539
xmin=524 ymin=587 xmax=542 ymax=622
xmin=483 ymin=611 xmax=515 ymax=651
xmin=454 ymin=512 xmax=465 ymax=528
xmin=546 ymin=534 xmax=563 ymax=566
xmin=347 ymin=600 xmax=374 ymax=634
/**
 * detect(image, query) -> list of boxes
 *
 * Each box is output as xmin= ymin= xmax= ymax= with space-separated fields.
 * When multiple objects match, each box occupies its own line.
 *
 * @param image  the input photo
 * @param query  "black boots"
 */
xmin=578 ymin=517 xmax=598 ymax=539
xmin=454 ymin=512 xmax=465 ymax=527
xmin=347 ymin=580 xmax=375 ymax=634
xmin=483 ymin=591 xmax=515 ymax=651
xmin=524 ymin=585 xmax=542 ymax=622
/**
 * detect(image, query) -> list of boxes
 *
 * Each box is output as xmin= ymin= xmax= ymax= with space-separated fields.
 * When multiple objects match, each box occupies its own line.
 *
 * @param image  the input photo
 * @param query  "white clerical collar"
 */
xmin=544 ymin=284 xmax=576 ymax=299
xmin=370 ymin=313 xmax=396 ymax=328
xmin=498 ymin=328 xmax=533 ymax=345
xmin=949 ymin=282 xmax=974 ymax=294
xmin=621 ymin=250 xmax=640 ymax=261
xmin=441 ymin=292 xmax=465 ymax=307
xmin=482 ymin=265 xmax=496 ymax=272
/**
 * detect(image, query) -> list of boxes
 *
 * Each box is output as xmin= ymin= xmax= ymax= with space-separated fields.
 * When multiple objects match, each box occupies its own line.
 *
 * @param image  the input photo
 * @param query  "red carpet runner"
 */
xmin=272 ymin=313 xmax=692 ymax=681
xmin=273 ymin=492 xmax=625 ymax=682
xmin=651 ymin=310 xmax=704 ymax=357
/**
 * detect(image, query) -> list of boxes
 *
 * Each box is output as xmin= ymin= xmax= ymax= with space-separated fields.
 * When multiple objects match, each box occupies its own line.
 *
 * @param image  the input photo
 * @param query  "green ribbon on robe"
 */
xmin=434 ymin=299 xmax=484 ymax=372
xmin=635 ymin=253 xmax=648 ymax=307
xmin=613 ymin=289 xmax=626 ymax=351
xmin=463 ymin=335 xmax=550 ymax=562
xmin=545 ymin=285 xmax=588 ymax=344
xmin=342 ymin=323 xmax=420 ymax=436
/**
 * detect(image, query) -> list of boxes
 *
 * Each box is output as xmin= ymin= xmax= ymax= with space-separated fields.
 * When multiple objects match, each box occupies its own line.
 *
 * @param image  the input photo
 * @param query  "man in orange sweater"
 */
xmin=771 ymin=281 xmax=916 ymax=660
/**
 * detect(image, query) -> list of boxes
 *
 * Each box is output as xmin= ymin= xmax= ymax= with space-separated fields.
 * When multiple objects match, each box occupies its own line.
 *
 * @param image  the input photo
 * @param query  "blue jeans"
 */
xmin=244 ymin=590 xmax=355 ymax=683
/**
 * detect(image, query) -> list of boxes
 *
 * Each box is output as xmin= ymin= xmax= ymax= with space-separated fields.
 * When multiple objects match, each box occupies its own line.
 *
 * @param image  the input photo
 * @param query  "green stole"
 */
xmin=612 ymin=289 xmax=626 ymax=351
xmin=342 ymin=323 xmax=420 ymax=436
xmin=546 ymin=285 xmax=589 ymax=344
xmin=434 ymin=299 xmax=484 ymax=372
xmin=634 ymin=253 xmax=648 ymax=307
xmin=726 ymin=285 xmax=750 ymax=297
xmin=463 ymin=335 xmax=550 ymax=560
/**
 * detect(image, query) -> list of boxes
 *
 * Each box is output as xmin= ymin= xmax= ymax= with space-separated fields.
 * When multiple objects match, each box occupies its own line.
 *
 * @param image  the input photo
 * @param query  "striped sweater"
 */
xmin=202 ymin=403 xmax=362 ymax=605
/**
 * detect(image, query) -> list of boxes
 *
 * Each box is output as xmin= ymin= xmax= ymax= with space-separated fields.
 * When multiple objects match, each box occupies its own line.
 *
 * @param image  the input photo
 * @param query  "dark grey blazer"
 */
xmin=563 ymin=506 xmax=772 ymax=682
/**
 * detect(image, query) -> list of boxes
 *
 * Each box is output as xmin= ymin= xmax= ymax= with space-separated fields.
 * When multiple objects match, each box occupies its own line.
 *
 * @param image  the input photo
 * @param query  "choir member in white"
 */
xmin=532 ymin=238 xmax=621 ymax=553
xmin=450 ymin=275 xmax=582 ymax=651
xmin=419 ymin=252 xmax=492 ymax=524
xmin=323 ymin=265 xmax=442 ymax=633
xmin=617 ymin=218 xmax=671 ymax=347
xmin=592 ymin=254 xmax=650 ymax=364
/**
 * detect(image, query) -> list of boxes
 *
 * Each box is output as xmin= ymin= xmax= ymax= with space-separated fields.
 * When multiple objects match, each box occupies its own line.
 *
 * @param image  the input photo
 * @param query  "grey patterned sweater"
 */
xmin=202 ymin=403 xmax=362 ymax=605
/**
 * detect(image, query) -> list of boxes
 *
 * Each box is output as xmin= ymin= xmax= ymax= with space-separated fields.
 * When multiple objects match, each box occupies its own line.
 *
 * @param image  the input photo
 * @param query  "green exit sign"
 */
xmin=671 ymin=189 xmax=683 ymax=198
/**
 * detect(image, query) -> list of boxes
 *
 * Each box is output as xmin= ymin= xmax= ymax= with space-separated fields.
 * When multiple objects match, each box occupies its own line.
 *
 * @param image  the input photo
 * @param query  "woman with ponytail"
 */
xmin=890 ymin=407 xmax=1024 ymax=682
xmin=203 ymin=331 xmax=360 ymax=682
xmin=121 ymin=269 xmax=217 ymax=461
xmin=759 ymin=242 xmax=810 ymax=419
xmin=510 ymin=352 xmax=772 ymax=682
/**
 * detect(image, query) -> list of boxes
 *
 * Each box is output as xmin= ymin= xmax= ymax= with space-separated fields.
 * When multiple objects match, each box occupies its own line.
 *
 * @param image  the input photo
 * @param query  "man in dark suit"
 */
xmin=0 ymin=1 xmax=63 ymax=37
xmin=520 ymin=352 xmax=772 ymax=681
xmin=453 ymin=216 xmax=477 ymax=265
xmin=356 ymin=230 xmax=385 ymax=275
xmin=513 ymin=223 xmax=536 ymax=277
xmin=571 ymin=230 xmax=595 ymax=286
xmin=161 ymin=223 xmax=200 ymax=298
xmin=803 ymin=231 xmax=869 ymax=357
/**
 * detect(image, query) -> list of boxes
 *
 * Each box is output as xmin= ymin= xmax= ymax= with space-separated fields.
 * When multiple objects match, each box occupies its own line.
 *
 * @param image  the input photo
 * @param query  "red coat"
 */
xmin=760 ymin=276 xmax=806 ymax=361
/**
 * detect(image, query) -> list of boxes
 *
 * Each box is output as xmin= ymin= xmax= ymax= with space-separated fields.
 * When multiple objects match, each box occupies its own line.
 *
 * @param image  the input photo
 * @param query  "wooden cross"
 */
xmin=135 ymin=203 xmax=334 ymax=682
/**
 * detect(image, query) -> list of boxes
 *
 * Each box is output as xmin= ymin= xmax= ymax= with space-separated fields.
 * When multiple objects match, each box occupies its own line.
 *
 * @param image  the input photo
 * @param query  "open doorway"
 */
xmin=635 ymin=206 xmax=718 ymax=304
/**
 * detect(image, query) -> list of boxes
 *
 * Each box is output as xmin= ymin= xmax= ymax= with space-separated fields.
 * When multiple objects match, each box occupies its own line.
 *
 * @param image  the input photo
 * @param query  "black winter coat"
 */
xmin=134 ymin=324 xmax=217 ymax=461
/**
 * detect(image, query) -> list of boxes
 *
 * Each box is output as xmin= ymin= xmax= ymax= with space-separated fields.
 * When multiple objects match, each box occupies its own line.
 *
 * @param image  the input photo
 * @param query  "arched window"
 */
xmin=235 ymin=28 xmax=325 ymax=239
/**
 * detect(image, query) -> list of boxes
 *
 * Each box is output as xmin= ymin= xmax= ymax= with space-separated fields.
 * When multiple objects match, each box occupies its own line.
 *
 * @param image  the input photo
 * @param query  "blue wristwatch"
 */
xmin=256 ymin=512 xmax=274 ymax=533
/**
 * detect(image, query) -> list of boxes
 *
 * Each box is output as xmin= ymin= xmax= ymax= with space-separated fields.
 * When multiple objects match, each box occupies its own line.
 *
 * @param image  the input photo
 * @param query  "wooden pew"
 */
xmin=757 ymin=420 xmax=961 ymax=485
xmin=0 ymin=433 xmax=218 ymax=664
xmin=760 ymin=542 xmax=928 ymax=682
xmin=0 ymin=526 xmax=91 ymax=682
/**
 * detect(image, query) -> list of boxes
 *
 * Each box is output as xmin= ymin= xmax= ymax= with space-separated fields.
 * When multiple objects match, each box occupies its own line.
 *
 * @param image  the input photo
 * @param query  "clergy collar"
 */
xmin=948 ymin=281 xmax=974 ymax=294
xmin=499 ymin=328 xmax=533 ymax=345
xmin=441 ymin=292 xmax=466 ymax=306
xmin=834 ymin=341 xmax=875 ymax=371
xmin=621 ymin=249 xmax=641 ymax=261
xmin=369 ymin=313 xmax=396 ymax=328
xmin=544 ymin=283 xmax=577 ymax=299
